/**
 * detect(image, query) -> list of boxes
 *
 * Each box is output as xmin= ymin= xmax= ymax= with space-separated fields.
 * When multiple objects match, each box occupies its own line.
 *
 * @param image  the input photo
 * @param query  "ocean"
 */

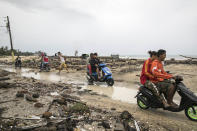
xmin=120 ymin=55 xmax=197 ymax=60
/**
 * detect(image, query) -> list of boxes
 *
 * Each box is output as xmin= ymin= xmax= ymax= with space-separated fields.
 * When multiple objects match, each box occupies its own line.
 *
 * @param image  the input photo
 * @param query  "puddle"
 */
xmin=1 ymin=65 xmax=85 ymax=84
xmin=0 ymin=65 xmax=142 ymax=104
xmin=1 ymin=65 xmax=192 ymax=105
xmin=82 ymin=83 xmax=138 ymax=104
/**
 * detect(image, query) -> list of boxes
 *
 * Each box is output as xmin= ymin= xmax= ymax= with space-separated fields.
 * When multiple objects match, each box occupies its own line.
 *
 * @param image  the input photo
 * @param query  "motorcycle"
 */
xmin=40 ymin=62 xmax=50 ymax=72
xmin=15 ymin=59 xmax=22 ymax=69
xmin=86 ymin=63 xmax=114 ymax=86
xmin=135 ymin=77 xmax=197 ymax=121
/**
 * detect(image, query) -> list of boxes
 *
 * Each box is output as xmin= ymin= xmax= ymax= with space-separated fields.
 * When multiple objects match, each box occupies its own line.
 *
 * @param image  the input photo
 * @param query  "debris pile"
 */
xmin=0 ymin=69 xmax=148 ymax=131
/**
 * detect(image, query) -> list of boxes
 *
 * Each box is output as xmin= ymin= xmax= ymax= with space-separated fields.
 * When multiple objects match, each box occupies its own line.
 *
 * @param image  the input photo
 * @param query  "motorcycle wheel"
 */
xmin=46 ymin=67 xmax=50 ymax=72
xmin=137 ymin=95 xmax=149 ymax=110
xmin=87 ymin=75 xmax=93 ymax=85
xmin=106 ymin=78 xmax=114 ymax=86
xmin=185 ymin=104 xmax=197 ymax=121
xmin=88 ymin=79 xmax=93 ymax=85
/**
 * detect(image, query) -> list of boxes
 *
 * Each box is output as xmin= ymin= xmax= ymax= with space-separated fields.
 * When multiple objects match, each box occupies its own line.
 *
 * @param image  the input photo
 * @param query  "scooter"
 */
xmin=15 ymin=59 xmax=22 ymax=69
xmin=86 ymin=63 xmax=114 ymax=86
xmin=40 ymin=62 xmax=50 ymax=72
xmin=135 ymin=77 xmax=197 ymax=121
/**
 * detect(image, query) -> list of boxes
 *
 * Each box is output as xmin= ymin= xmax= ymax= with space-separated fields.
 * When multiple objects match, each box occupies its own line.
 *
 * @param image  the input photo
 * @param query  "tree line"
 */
xmin=0 ymin=46 xmax=34 ymax=56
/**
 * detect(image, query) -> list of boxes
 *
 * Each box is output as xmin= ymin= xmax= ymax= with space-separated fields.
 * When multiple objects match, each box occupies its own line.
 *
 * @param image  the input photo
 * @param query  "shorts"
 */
xmin=145 ymin=80 xmax=164 ymax=102
xmin=155 ymin=79 xmax=174 ymax=96
xmin=59 ymin=63 xmax=67 ymax=69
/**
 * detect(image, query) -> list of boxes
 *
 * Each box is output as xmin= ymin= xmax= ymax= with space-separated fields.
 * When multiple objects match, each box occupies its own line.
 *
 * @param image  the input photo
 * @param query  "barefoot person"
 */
xmin=58 ymin=52 xmax=69 ymax=74
xmin=140 ymin=51 xmax=170 ymax=108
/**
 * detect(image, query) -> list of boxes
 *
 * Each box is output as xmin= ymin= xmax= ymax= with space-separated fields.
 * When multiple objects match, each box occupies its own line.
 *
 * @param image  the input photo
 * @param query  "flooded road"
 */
xmin=83 ymin=84 xmax=138 ymax=103
xmin=1 ymin=65 xmax=190 ymax=105
xmin=2 ymin=66 xmax=85 ymax=84
xmin=1 ymin=65 xmax=139 ymax=104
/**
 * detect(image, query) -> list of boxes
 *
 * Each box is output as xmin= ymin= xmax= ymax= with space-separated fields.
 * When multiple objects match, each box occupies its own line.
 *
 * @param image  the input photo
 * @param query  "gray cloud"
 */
xmin=0 ymin=0 xmax=94 ymax=20
xmin=0 ymin=0 xmax=197 ymax=56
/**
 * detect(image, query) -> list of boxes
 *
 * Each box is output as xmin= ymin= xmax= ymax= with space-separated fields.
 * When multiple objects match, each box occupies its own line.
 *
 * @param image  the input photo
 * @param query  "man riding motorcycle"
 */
xmin=87 ymin=53 xmax=94 ymax=75
xmin=94 ymin=53 xmax=102 ymax=79
xmin=15 ymin=55 xmax=22 ymax=68
xmin=89 ymin=54 xmax=98 ymax=75
xmin=43 ymin=54 xmax=49 ymax=66
xmin=150 ymin=49 xmax=177 ymax=108
xmin=40 ymin=53 xmax=50 ymax=71
xmin=140 ymin=51 xmax=170 ymax=108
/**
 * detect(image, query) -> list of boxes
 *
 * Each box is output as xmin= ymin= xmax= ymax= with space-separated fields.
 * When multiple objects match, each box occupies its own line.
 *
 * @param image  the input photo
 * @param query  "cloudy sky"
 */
xmin=0 ymin=0 xmax=197 ymax=56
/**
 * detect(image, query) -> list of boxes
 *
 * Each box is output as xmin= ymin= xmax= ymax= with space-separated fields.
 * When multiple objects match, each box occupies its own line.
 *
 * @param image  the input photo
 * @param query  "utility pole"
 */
xmin=6 ymin=16 xmax=15 ymax=62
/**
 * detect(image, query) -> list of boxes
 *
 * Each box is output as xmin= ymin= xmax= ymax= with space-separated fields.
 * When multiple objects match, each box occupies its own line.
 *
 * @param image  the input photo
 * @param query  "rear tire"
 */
xmin=106 ymin=78 xmax=114 ymax=86
xmin=185 ymin=104 xmax=197 ymax=121
xmin=88 ymin=79 xmax=93 ymax=85
xmin=46 ymin=67 xmax=50 ymax=72
xmin=137 ymin=95 xmax=149 ymax=110
xmin=87 ymin=75 xmax=94 ymax=85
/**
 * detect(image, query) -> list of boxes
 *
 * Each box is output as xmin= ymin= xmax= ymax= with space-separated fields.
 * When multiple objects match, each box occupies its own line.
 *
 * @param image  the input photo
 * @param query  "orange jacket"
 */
xmin=150 ymin=59 xmax=173 ymax=83
xmin=140 ymin=58 xmax=154 ymax=85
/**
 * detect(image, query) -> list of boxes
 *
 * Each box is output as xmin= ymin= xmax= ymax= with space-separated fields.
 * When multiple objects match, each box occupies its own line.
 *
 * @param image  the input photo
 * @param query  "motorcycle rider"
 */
xmin=15 ymin=55 xmax=22 ymax=68
xmin=140 ymin=51 xmax=170 ymax=108
xmin=43 ymin=53 xmax=49 ymax=67
xmin=94 ymin=53 xmax=101 ymax=64
xmin=87 ymin=53 xmax=94 ymax=75
xmin=40 ymin=52 xmax=45 ymax=69
xmin=94 ymin=53 xmax=101 ymax=79
xmin=150 ymin=49 xmax=178 ymax=107
xmin=87 ymin=53 xmax=94 ymax=65
xmin=89 ymin=53 xmax=99 ymax=80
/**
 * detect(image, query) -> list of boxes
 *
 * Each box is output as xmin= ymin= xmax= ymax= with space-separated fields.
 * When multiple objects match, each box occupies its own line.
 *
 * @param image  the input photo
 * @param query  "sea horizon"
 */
xmin=119 ymin=55 xmax=197 ymax=60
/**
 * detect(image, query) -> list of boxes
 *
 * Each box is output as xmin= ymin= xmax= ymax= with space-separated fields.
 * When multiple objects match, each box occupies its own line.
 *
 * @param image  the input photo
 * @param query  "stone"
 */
xmin=34 ymin=103 xmax=44 ymax=108
xmin=69 ymin=103 xmax=89 ymax=114
xmin=111 ymin=108 xmax=116 ymax=111
xmin=25 ymin=95 xmax=37 ymax=102
xmin=32 ymin=93 xmax=40 ymax=98
xmin=43 ymin=112 xmax=52 ymax=119
xmin=120 ymin=111 xmax=133 ymax=120
xmin=101 ymin=121 xmax=110 ymax=129
xmin=16 ymin=92 xmax=24 ymax=97
xmin=54 ymin=98 xmax=67 ymax=105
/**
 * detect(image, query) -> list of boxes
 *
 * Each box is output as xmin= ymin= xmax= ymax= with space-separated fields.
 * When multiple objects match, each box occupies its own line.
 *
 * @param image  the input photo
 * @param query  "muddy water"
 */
xmin=1 ymin=65 xmax=139 ymax=104
xmin=2 ymin=66 xmax=85 ymax=84
xmin=83 ymin=84 xmax=138 ymax=103
xmin=1 ymin=65 xmax=195 ymax=105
